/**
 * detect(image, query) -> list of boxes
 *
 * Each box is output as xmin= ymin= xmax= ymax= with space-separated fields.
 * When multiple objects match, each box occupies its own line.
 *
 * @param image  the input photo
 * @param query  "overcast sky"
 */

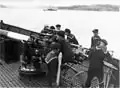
xmin=0 ymin=0 xmax=120 ymax=7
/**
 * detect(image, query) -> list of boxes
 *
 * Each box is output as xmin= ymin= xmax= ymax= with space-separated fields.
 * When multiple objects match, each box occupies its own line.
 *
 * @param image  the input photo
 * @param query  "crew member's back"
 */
xmin=56 ymin=31 xmax=75 ymax=64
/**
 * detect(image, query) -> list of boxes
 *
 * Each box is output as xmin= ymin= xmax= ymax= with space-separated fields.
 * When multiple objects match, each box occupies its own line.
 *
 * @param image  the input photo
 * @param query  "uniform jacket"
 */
xmin=57 ymin=37 xmax=74 ymax=63
xmin=88 ymin=48 xmax=105 ymax=70
xmin=67 ymin=34 xmax=79 ymax=45
xmin=45 ymin=50 xmax=58 ymax=64
xmin=91 ymin=35 xmax=101 ymax=48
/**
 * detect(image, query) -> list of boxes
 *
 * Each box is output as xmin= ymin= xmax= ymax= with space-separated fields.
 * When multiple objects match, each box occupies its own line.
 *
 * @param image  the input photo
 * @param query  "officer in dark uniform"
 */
xmin=91 ymin=29 xmax=101 ymax=49
xmin=64 ymin=28 xmax=79 ymax=45
xmin=84 ymin=39 xmax=113 ymax=87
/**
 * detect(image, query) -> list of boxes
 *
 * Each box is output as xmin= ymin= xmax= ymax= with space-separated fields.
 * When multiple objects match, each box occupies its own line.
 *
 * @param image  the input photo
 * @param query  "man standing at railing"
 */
xmin=84 ymin=39 xmax=110 ymax=87
xmin=91 ymin=29 xmax=101 ymax=50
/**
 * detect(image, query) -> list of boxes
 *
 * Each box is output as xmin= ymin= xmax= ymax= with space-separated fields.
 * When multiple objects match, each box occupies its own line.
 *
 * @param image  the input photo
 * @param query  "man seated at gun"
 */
xmin=84 ymin=39 xmax=117 ymax=88
xmin=64 ymin=28 xmax=79 ymax=45
xmin=22 ymin=35 xmax=36 ymax=67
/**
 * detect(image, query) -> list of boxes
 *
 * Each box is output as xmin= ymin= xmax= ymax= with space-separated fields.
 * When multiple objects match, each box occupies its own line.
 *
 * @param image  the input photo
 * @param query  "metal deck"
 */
xmin=0 ymin=59 xmax=89 ymax=87
xmin=0 ymin=61 xmax=49 ymax=87
xmin=0 ymin=60 xmax=119 ymax=87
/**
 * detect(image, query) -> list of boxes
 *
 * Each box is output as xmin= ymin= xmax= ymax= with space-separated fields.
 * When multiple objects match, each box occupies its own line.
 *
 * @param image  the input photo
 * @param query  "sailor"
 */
xmin=64 ymin=28 xmax=79 ymax=45
xmin=91 ymin=29 xmax=101 ymax=49
xmin=49 ymin=26 xmax=56 ymax=34
xmin=84 ymin=39 xmax=113 ymax=87
xmin=23 ymin=35 xmax=35 ymax=65
xmin=40 ymin=25 xmax=50 ymax=33
xmin=45 ymin=42 xmax=61 ymax=86
xmin=55 ymin=31 xmax=77 ymax=64
xmin=55 ymin=24 xmax=61 ymax=31
xmin=41 ymin=25 xmax=56 ymax=35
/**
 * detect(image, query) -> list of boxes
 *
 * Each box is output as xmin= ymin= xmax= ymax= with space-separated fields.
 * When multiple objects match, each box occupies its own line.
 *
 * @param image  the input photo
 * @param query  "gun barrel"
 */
xmin=0 ymin=29 xmax=29 ymax=41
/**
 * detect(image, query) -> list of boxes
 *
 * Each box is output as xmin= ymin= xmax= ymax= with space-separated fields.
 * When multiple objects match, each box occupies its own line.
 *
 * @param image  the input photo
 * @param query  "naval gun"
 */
xmin=0 ymin=29 xmax=53 ymax=76
xmin=0 ymin=22 xmax=119 ymax=87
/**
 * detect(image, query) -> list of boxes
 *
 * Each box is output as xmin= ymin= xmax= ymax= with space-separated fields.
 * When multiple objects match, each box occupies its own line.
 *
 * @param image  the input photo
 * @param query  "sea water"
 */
xmin=0 ymin=8 xmax=120 ymax=59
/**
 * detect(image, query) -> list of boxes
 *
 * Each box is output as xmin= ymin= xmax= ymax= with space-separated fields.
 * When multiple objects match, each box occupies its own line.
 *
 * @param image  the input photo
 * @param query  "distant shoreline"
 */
xmin=55 ymin=4 xmax=120 ymax=12
xmin=57 ymin=9 xmax=120 ymax=12
xmin=0 ymin=4 xmax=120 ymax=12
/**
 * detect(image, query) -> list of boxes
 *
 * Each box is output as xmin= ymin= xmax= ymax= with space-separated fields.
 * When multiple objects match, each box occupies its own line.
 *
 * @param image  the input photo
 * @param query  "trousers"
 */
xmin=85 ymin=68 xmax=103 ymax=87
xmin=47 ymin=58 xmax=58 ymax=86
